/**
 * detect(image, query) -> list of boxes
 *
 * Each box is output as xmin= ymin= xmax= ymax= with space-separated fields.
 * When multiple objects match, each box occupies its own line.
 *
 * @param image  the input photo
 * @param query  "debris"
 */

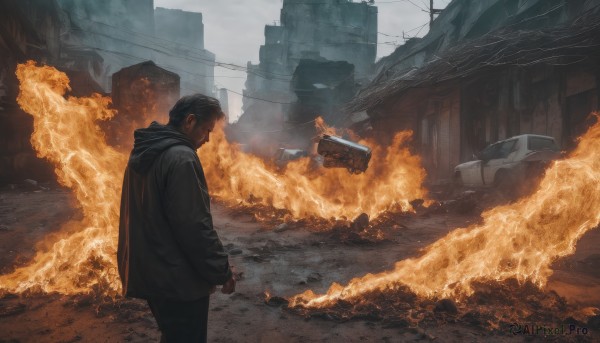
xmin=0 ymin=302 xmax=26 ymax=317
xmin=434 ymin=298 xmax=458 ymax=314
xmin=409 ymin=199 xmax=425 ymax=208
xmin=317 ymin=134 xmax=372 ymax=174
xmin=229 ymin=248 xmax=243 ymax=255
xmin=274 ymin=223 xmax=289 ymax=233
xmin=352 ymin=213 xmax=369 ymax=230
xmin=0 ymin=225 xmax=10 ymax=231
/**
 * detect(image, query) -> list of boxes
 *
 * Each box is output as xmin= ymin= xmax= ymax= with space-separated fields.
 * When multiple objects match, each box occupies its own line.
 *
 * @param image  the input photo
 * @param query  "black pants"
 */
xmin=147 ymin=296 xmax=210 ymax=343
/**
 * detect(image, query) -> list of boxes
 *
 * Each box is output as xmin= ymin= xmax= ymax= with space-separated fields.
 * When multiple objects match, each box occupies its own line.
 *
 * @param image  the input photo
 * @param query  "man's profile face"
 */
xmin=182 ymin=114 xmax=218 ymax=149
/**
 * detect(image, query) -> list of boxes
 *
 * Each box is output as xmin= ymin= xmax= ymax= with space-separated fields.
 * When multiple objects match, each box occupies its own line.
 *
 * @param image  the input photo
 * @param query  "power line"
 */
xmin=69 ymin=26 xmax=294 ymax=82
xmin=68 ymin=14 xmax=295 ymax=79
xmin=233 ymin=118 xmax=318 ymax=134
xmin=376 ymin=0 xmax=429 ymax=12
xmin=224 ymin=88 xmax=293 ymax=105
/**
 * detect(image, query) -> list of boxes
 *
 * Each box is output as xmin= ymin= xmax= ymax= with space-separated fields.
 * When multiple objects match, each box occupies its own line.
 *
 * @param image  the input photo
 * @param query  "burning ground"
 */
xmin=0 ymin=62 xmax=599 ymax=341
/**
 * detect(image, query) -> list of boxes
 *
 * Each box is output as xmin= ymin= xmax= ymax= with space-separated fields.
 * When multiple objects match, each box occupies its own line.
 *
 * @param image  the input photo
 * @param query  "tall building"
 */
xmin=237 ymin=0 xmax=377 ymax=150
xmin=57 ymin=0 xmax=215 ymax=96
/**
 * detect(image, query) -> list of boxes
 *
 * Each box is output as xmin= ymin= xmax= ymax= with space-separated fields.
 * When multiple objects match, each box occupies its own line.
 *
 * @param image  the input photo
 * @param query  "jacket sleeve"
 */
xmin=163 ymin=153 xmax=232 ymax=285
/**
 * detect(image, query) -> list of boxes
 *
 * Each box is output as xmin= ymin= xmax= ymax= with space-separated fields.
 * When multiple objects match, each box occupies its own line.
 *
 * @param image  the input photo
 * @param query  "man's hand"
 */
xmin=221 ymin=276 xmax=236 ymax=294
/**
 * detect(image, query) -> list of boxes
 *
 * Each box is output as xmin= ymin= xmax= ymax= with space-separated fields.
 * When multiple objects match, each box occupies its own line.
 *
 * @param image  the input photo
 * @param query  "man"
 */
xmin=118 ymin=94 xmax=235 ymax=342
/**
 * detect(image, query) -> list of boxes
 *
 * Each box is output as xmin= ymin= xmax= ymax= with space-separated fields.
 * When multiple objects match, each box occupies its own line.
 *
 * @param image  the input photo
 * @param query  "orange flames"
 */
xmin=201 ymin=123 xmax=427 ymax=220
xmin=0 ymin=62 xmax=427 ymax=295
xmin=0 ymin=61 xmax=126 ymax=295
xmin=290 ymin=115 xmax=600 ymax=308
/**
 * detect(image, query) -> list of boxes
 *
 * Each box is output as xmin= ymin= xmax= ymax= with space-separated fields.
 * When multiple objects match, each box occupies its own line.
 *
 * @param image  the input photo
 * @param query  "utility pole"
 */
xmin=429 ymin=0 xmax=442 ymax=28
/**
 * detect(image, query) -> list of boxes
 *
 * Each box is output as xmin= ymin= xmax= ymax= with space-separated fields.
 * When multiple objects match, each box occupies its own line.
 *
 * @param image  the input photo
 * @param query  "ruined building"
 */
xmin=347 ymin=0 xmax=600 ymax=183
xmin=235 ymin=0 xmax=377 ymax=153
xmin=57 ymin=0 xmax=215 ymax=96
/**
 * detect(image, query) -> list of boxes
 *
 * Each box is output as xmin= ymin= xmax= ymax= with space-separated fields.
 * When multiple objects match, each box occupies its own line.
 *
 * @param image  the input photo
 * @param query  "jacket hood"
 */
xmin=129 ymin=121 xmax=195 ymax=173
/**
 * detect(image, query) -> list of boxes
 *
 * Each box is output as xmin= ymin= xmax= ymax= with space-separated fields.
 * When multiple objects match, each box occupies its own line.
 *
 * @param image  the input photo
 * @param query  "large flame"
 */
xmin=0 ymin=61 xmax=126 ymax=295
xmin=0 ymin=62 xmax=427 ymax=295
xmin=201 ymin=125 xmax=427 ymax=219
xmin=290 ymin=116 xmax=600 ymax=308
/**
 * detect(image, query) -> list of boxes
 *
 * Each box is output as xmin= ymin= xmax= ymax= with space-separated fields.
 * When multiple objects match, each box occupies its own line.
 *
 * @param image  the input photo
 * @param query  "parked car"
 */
xmin=453 ymin=134 xmax=561 ymax=191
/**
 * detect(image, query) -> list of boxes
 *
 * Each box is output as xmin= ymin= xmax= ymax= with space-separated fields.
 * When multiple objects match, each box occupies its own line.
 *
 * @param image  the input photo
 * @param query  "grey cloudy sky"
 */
xmin=154 ymin=0 xmax=450 ymax=121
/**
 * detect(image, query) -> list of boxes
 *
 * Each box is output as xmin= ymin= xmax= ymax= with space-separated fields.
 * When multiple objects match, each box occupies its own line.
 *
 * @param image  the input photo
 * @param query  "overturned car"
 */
xmin=317 ymin=135 xmax=372 ymax=174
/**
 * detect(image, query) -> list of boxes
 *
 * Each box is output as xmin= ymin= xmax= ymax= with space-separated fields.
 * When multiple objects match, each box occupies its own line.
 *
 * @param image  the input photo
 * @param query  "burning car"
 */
xmin=317 ymin=135 xmax=372 ymax=174
xmin=453 ymin=134 xmax=561 ymax=191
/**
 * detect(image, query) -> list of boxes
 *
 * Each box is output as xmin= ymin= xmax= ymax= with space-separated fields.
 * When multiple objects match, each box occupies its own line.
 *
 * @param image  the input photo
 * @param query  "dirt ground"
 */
xmin=0 ymin=185 xmax=599 ymax=342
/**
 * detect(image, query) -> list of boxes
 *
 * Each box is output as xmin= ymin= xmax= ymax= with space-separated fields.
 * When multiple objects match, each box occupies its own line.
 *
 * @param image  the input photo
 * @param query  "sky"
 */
xmin=153 ymin=0 xmax=451 ymax=121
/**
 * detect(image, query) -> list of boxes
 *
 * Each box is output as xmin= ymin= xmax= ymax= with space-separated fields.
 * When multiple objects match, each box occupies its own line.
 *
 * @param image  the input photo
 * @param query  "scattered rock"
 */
xmin=229 ymin=248 xmax=243 ymax=255
xmin=434 ymin=298 xmax=458 ymax=314
xmin=274 ymin=223 xmax=289 ymax=233
xmin=0 ymin=225 xmax=10 ymax=231
xmin=352 ymin=213 xmax=369 ymax=230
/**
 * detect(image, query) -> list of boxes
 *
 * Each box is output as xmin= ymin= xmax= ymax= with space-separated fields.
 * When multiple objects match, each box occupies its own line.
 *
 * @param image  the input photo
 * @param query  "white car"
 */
xmin=454 ymin=134 xmax=561 ymax=189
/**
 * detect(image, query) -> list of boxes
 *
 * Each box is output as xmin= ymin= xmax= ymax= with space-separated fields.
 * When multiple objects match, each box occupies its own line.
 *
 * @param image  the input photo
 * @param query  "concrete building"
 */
xmin=236 ymin=0 xmax=377 ymax=153
xmin=57 ymin=0 xmax=215 ymax=96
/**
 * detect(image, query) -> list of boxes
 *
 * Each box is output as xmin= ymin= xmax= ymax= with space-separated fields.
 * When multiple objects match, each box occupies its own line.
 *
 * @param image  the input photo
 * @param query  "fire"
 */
xmin=0 ymin=61 xmax=126 ymax=295
xmin=290 ymin=115 xmax=600 ymax=308
xmin=0 ymin=61 xmax=427 ymax=296
xmin=201 ymin=125 xmax=427 ymax=220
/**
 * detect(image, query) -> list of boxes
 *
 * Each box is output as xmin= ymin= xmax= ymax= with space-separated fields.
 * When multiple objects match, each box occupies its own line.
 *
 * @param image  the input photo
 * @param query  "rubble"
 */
xmin=434 ymin=298 xmax=458 ymax=314
xmin=287 ymin=279 xmax=593 ymax=336
xmin=351 ymin=213 xmax=370 ymax=230
xmin=274 ymin=223 xmax=290 ymax=233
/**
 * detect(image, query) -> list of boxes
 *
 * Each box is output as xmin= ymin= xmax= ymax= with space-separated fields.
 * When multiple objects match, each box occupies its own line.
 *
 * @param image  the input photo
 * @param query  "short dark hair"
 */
xmin=168 ymin=93 xmax=225 ymax=127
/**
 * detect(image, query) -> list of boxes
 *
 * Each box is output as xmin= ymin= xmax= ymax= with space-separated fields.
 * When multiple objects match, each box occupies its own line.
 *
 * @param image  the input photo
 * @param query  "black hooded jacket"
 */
xmin=118 ymin=122 xmax=231 ymax=301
